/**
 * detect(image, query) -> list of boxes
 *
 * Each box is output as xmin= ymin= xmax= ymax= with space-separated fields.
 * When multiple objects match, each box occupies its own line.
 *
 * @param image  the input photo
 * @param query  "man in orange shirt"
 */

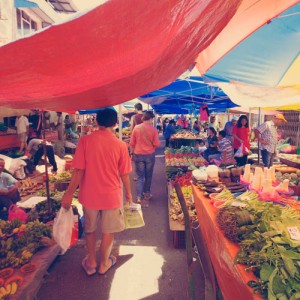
xmin=62 ymin=108 xmax=132 ymax=276
xmin=130 ymin=111 xmax=160 ymax=206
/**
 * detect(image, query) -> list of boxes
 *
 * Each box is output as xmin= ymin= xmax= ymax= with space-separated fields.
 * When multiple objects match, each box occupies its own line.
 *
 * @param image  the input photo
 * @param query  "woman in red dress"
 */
xmin=232 ymin=115 xmax=250 ymax=166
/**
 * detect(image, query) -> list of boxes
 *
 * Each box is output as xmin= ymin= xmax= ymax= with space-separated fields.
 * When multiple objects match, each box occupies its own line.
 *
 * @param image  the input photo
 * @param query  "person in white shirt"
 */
xmin=26 ymin=139 xmax=58 ymax=173
xmin=254 ymin=114 xmax=287 ymax=167
xmin=15 ymin=115 xmax=29 ymax=154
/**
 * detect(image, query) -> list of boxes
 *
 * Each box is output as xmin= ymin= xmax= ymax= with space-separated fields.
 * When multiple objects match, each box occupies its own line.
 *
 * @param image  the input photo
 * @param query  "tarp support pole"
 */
xmin=118 ymin=105 xmax=122 ymax=140
xmin=41 ymin=110 xmax=51 ymax=213
xmin=258 ymin=107 xmax=261 ymax=165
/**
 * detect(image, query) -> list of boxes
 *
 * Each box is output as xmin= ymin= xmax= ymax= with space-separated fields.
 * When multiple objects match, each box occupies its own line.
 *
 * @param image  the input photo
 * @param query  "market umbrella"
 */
xmin=139 ymin=76 xmax=237 ymax=114
xmin=197 ymin=3 xmax=300 ymax=107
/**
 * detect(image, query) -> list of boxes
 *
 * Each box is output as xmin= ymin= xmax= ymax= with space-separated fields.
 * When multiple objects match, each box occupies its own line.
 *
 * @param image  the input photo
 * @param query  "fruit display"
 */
xmin=0 ymin=219 xmax=52 ymax=270
xmin=19 ymin=178 xmax=44 ymax=197
xmin=171 ymin=130 xmax=206 ymax=139
xmin=165 ymin=146 xmax=206 ymax=167
xmin=275 ymin=170 xmax=300 ymax=187
xmin=0 ymin=277 xmax=20 ymax=298
xmin=279 ymin=154 xmax=300 ymax=168
xmin=115 ymin=128 xmax=131 ymax=139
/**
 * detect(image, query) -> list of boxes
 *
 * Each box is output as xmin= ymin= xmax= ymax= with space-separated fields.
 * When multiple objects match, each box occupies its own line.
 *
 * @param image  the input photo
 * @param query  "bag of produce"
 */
xmin=124 ymin=203 xmax=145 ymax=229
xmin=53 ymin=207 xmax=74 ymax=255
xmin=234 ymin=144 xmax=244 ymax=158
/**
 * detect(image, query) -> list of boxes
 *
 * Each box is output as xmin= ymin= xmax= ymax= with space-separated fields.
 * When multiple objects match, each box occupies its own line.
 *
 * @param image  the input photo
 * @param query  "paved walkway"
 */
xmin=37 ymin=137 xmax=189 ymax=300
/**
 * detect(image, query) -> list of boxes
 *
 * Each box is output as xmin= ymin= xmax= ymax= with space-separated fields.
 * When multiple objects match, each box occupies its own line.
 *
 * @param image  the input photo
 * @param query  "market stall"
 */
xmin=189 ymin=163 xmax=300 ymax=299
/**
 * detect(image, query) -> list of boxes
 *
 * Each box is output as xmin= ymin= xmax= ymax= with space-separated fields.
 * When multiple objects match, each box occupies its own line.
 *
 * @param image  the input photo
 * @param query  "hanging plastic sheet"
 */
xmin=0 ymin=0 xmax=241 ymax=111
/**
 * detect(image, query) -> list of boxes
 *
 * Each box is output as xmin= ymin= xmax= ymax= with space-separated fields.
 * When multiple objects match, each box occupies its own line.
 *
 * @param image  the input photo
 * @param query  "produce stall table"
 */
xmin=11 ymin=244 xmax=61 ymax=300
xmin=192 ymin=185 xmax=261 ymax=300
xmin=170 ymin=137 xmax=204 ymax=149
xmin=167 ymin=182 xmax=185 ymax=248
xmin=0 ymin=134 xmax=19 ymax=150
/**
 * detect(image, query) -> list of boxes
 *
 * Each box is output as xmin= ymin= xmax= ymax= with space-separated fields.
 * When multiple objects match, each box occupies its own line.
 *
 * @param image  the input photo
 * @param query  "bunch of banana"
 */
xmin=0 ymin=282 xmax=18 ymax=298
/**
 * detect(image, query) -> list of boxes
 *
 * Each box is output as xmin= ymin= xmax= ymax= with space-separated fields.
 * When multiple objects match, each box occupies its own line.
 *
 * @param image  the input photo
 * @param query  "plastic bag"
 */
xmin=234 ymin=143 xmax=244 ymax=158
xmin=53 ymin=207 xmax=74 ymax=255
xmin=124 ymin=203 xmax=145 ymax=229
xmin=8 ymin=204 xmax=28 ymax=223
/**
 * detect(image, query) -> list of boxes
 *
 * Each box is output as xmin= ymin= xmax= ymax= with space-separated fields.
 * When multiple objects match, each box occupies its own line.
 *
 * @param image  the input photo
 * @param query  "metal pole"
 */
xmin=41 ymin=111 xmax=51 ymax=213
xmin=118 ymin=105 xmax=122 ymax=140
xmin=258 ymin=107 xmax=261 ymax=165
xmin=174 ymin=182 xmax=195 ymax=300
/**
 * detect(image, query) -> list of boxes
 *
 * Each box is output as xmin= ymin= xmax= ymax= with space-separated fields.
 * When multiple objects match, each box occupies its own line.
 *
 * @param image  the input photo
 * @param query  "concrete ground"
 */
xmin=36 ymin=137 xmax=192 ymax=300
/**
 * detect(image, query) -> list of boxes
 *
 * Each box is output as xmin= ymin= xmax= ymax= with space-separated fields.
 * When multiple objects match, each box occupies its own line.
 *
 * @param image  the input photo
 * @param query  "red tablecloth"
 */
xmin=193 ymin=184 xmax=261 ymax=300
xmin=0 ymin=134 xmax=19 ymax=149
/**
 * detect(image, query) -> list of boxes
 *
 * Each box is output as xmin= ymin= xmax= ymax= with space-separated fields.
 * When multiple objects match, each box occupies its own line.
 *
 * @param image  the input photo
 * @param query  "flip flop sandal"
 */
xmin=81 ymin=257 xmax=96 ymax=276
xmin=98 ymin=256 xmax=117 ymax=275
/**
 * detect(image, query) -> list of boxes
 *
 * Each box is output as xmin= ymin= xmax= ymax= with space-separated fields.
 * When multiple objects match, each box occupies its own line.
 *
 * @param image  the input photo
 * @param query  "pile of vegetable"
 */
xmin=169 ymin=186 xmax=197 ymax=225
xmin=216 ymin=199 xmax=300 ymax=299
xmin=0 ymin=219 xmax=52 ymax=270
xmin=171 ymin=130 xmax=206 ymax=139
xmin=275 ymin=171 xmax=300 ymax=187
xmin=49 ymin=170 xmax=72 ymax=183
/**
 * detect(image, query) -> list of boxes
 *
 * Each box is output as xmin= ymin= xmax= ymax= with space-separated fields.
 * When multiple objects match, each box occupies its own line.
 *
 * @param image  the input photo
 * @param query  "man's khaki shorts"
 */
xmin=83 ymin=207 xmax=125 ymax=234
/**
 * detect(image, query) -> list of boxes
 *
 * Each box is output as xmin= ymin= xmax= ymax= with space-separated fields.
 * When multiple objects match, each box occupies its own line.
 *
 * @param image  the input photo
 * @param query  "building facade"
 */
xmin=0 ymin=0 xmax=77 ymax=46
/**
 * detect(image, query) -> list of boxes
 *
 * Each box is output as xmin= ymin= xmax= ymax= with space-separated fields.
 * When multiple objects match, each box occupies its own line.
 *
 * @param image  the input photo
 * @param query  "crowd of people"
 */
xmin=162 ymin=113 xmax=287 ymax=167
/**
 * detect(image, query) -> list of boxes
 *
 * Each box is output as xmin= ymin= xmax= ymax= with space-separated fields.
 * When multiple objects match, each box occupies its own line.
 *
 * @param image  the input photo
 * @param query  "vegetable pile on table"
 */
xmin=0 ymin=219 xmax=52 ymax=269
xmin=169 ymin=172 xmax=197 ymax=225
xmin=216 ymin=199 xmax=300 ymax=299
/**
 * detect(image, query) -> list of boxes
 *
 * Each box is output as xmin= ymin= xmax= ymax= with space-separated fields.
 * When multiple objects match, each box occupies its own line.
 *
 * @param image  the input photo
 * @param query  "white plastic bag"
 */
xmin=124 ymin=203 xmax=145 ymax=229
xmin=234 ymin=143 xmax=244 ymax=158
xmin=53 ymin=207 xmax=74 ymax=255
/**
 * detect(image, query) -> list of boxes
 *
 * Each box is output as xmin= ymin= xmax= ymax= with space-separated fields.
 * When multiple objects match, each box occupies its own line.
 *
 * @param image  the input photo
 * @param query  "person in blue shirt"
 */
xmin=0 ymin=158 xmax=21 ymax=219
xmin=164 ymin=120 xmax=176 ymax=147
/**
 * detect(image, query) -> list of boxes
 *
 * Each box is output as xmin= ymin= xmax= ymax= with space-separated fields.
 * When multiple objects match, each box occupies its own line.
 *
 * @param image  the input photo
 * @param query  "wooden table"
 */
xmin=0 ymin=134 xmax=19 ymax=150
xmin=192 ymin=185 xmax=261 ymax=300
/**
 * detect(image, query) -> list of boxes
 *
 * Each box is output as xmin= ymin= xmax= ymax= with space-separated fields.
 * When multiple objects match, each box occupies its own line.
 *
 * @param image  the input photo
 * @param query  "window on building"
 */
xmin=16 ymin=9 xmax=37 ymax=37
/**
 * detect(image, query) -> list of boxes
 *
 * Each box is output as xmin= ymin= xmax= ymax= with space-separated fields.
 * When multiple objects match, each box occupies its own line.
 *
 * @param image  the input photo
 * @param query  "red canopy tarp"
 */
xmin=0 ymin=0 xmax=241 ymax=111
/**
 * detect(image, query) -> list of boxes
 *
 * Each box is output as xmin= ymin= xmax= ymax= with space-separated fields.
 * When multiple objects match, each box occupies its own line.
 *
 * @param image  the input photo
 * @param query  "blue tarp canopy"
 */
xmin=78 ymin=106 xmax=116 ymax=115
xmin=139 ymin=76 xmax=237 ymax=114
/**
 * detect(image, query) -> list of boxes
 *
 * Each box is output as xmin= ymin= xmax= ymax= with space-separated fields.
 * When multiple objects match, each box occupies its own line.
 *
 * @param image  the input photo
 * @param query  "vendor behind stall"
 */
xmin=26 ymin=139 xmax=58 ymax=174
xmin=218 ymin=130 xmax=235 ymax=165
xmin=0 ymin=158 xmax=21 ymax=218
xmin=202 ymin=127 xmax=220 ymax=162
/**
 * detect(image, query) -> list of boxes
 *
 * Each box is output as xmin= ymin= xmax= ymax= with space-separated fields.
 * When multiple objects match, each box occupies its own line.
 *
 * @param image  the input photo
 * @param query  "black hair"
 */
xmin=169 ymin=120 xmax=176 ymax=125
xmin=96 ymin=109 xmax=117 ymax=127
xmin=134 ymin=103 xmax=143 ymax=111
xmin=237 ymin=115 xmax=249 ymax=128
xmin=208 ymin=127 xmax=217 ymax=136
xmin=142 ymin=111 xmax=155 ymax=121
xmin=219 ymin=130 xmax=226 ymax=137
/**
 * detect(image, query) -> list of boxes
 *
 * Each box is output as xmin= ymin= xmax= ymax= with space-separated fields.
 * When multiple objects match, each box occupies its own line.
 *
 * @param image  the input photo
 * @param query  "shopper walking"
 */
xmin=130 ymin=103 xmax=144 ymax=133
xmin=15 ymin=114 xmax=29 ymax=154
xmin=254 ymin=114 xmax=287 ymax=168
xmin=62 ymin=108 xmax=132 ymax=276
xmin=164 ymin=120 xmax=176 ymax=147
xmin=232 ymin=115 xmax=250 ymax=166
xmin=130 ymin=111 xmax=160 ymax=207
